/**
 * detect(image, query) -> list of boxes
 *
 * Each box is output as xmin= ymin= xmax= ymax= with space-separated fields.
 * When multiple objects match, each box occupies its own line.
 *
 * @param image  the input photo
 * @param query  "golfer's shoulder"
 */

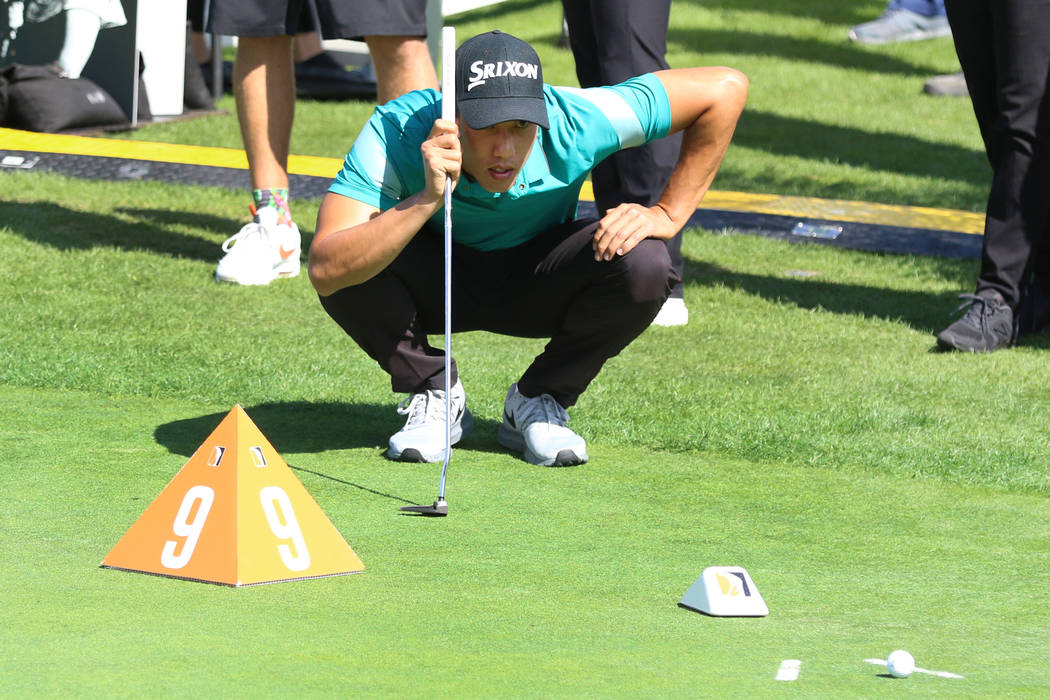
xmin=545 ymin=74 xmax=667 ymax=121
xmin=370 ymin=88 xmax=442 ymax=141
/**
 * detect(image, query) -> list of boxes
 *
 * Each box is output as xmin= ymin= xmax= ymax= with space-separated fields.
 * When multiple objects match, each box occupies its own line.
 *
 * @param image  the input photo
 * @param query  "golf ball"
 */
xmin=886 ymin=649 xmax=915 ymax=678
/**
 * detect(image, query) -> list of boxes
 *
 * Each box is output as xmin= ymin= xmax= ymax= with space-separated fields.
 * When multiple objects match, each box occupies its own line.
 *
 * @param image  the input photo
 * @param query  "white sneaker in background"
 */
xmin=651 ymin=297 xmax=689 ymax=327
xmin=215 ymin=207 xmax=301 ymax=285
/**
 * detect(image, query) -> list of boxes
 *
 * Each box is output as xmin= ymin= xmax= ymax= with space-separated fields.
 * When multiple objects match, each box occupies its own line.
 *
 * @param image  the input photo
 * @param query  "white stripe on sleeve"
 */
xmin=559 ymin=86 xmax=646 ymax=149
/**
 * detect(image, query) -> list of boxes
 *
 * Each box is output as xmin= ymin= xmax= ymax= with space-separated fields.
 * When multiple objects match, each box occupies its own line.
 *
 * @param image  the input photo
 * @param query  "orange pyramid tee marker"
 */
xmin=102 ymin=405 xmax=364 ymax=586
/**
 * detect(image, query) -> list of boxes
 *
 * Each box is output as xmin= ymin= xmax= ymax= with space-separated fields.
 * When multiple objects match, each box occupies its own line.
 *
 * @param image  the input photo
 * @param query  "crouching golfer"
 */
xmin=309 ymin=30 xmax=747 ymax=466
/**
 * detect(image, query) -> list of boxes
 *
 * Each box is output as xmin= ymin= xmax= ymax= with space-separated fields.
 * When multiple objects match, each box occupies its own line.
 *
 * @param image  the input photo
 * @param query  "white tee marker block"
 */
xmin=679 ymin=566 xmax=769 ymax=617
xmin=776 ymin=659 xmax=801 ymax=681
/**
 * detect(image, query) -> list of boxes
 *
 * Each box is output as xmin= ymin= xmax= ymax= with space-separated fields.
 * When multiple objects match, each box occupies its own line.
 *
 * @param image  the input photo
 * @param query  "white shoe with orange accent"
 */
xmin=215 ymin=207 xmax=301 ymax=285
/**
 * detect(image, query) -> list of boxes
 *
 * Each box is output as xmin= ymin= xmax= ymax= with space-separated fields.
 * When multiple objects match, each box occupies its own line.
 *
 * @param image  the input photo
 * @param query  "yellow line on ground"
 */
xmin=703 ymin=190 xmax=984 ymax=235
xmin=579 ymin=181 xmax=984 ymax=236
xmin=0 ymin=127 xmax=341 ymax=177
xmin=3 ymin=127 xmax=984 ymax=235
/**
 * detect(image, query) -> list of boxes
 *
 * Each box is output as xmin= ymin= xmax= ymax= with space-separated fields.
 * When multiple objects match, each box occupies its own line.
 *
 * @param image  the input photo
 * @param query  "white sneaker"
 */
xmin=498 ymin=383 xmax=588 ymax=466
xmin=215 ymin=207 xmax=301 ymax=285
xmin=651 ymin=297 xmax=689 ymax=327
xmin=387 ymin=379 xmax=473 ymax=462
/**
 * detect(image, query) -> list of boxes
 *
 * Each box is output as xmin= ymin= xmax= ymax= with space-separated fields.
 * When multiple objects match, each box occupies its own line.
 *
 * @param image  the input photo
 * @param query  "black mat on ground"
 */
xmin=0 ymin=149 xmax=333 ymax=199
xmin=575 ymin=203 xmax=982 ymax=260
xmin=5 ymin=148 xmax=981 ymax=260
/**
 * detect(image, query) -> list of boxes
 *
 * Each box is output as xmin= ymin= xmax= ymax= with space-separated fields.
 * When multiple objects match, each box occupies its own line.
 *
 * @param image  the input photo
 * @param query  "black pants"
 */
xmin=561 ymin=0 xmax=685 ymax=298
xmin=945 ymin=0 xmax=1050 ymax=306
xmin=319 ymin=220 xmax=678 ymax=408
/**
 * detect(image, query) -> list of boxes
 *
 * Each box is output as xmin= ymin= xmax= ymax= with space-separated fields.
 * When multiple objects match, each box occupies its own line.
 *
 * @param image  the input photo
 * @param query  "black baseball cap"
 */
xmin=455 ymin=30 xmax=549 ymax=130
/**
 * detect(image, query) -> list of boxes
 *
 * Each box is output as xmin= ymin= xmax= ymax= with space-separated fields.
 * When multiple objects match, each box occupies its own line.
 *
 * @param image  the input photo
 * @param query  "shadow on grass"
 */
xmin=118 ymin=206 xmax=315 ymax=247
xmin=735 ymin=111 xmax=985 ymax=185
xmin=1 ymin=200 xmax=221 ymax=262
xmin=116 ymin=207 xmax=242 ymax=237
xmin=667 ymin=28 xmax=936 ymax=76
xmin=449 ymin=0 xmax=551 ymax=23
xmin=687 ymin=258 xmax=967 ymax=333
xmin=118 ymin=206 xmax=317 ymax=251
xmin=287 ymin=464 xmax=417 ymax=505
xmin=154 ymin=401 xmax=507 ymax=503
xmin=674 ymin=0 xmax=876 ymax=24
xmin=459 ymin=0 xmax=874 ymax=27
xmin=153 ymin=401 xmax=505 ymax=459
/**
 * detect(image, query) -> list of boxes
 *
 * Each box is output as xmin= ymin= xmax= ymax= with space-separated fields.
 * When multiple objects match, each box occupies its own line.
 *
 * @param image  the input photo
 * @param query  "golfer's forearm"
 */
xmin=656 ymin=68 xmax=748 ymax=231
xmin=656 ymin=125 xmax=729 ymax=232
xmin=309 ymin=192 xmax=441 ymax=295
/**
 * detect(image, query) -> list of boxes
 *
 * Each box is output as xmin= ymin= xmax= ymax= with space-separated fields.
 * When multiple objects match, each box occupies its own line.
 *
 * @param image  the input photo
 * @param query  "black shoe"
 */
xmin=294 ymin=52 xmax=352 ymax=80
xmin=295 ymin=53 xmax=377 ymax=100
xmin=936 ymin=291 xmax=1014 ymax=353
xmin=199 ymin=59 xmax=234 ymax=95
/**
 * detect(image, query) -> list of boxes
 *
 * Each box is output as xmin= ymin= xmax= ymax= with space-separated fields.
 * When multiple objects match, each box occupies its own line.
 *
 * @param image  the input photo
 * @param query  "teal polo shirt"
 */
xmin=329 ymin=73 xmax=673 ymax=251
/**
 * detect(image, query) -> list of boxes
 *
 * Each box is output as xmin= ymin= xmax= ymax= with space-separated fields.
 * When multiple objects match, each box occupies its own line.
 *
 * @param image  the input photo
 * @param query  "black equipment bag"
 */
xmin=0 ymin=63 xmax=129 ymax=133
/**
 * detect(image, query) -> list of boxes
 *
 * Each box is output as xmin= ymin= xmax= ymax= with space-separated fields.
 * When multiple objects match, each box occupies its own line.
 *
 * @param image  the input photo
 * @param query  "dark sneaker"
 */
xmin=295 ymin=53 xmax=377 ymax=100
xmin=923 ymin=71 xmax=968 ymax=97
xmin=498 ymin=384 xmax=588 ymax=466
xmin=936 ymin=291 xmax=1014 ymax=353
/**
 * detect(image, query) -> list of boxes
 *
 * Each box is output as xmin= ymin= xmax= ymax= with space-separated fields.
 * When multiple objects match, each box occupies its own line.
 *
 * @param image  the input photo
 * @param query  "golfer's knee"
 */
xmin=622 ymin=239 xmax=674 ymax=303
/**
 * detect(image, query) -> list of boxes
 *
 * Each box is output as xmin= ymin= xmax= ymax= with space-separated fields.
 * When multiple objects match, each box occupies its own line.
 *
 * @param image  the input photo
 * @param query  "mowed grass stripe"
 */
xmin=3 ymin=384 xmax=1050 ymax=695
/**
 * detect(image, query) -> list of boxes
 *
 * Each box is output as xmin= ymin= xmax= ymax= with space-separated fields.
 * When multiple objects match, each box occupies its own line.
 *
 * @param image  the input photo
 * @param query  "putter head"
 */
xmin=400 ymin=499 xmax=449 ymax=516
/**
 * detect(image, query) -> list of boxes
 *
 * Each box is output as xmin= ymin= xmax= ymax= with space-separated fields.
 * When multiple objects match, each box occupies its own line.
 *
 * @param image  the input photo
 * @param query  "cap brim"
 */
xmin=458 ymin=96 xmax=549 ymax=130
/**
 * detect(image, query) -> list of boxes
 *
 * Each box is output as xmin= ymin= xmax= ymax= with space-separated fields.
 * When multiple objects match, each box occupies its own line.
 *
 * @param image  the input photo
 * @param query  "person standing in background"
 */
xmin=848 ymin=0 xmax=967 ymax=98
xmin=207 ymin=0 xmax=436 ymax=286
xmin=935 ymin=0 xmax=1050 ymax=351
xmin=561 ymin=0 xmax=688 ymax=326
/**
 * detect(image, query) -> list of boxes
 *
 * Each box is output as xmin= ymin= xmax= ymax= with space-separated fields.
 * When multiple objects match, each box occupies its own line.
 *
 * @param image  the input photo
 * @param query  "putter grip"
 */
xmin=441 ymin=26 xmax=456 ymax=123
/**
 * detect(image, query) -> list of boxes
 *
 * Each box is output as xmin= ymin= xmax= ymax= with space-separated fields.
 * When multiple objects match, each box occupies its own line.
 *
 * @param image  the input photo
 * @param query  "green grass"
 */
xmin=118 ymin=0 xmax=988 ymax=213
xmin=4 ymin=0 xmax=1049 ymax=696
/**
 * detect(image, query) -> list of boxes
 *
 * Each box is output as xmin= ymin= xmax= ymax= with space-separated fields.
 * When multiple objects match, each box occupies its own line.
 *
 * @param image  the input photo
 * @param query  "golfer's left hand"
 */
xmin=592 ymin=204 xmax=677 ymax=262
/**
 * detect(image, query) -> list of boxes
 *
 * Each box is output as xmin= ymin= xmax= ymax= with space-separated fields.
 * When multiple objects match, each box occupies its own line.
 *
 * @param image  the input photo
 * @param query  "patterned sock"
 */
xmin=252 ymin=188 xmax=293 ymax=226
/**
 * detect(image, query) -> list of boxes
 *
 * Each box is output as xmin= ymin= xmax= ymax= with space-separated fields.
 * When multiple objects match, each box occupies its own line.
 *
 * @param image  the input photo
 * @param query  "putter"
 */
xmin=401 ymin=26 xmax=456 ymax=518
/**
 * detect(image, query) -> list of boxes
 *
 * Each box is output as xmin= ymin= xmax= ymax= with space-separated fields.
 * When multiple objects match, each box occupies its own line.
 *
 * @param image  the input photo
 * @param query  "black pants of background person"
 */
xmin=319 ymin=220 xmax=678 ymax=409
xmin=560 ymin=0 xmax=686 ymax=300
xmin=944 ymin=0 xmax=1050 ymax=313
